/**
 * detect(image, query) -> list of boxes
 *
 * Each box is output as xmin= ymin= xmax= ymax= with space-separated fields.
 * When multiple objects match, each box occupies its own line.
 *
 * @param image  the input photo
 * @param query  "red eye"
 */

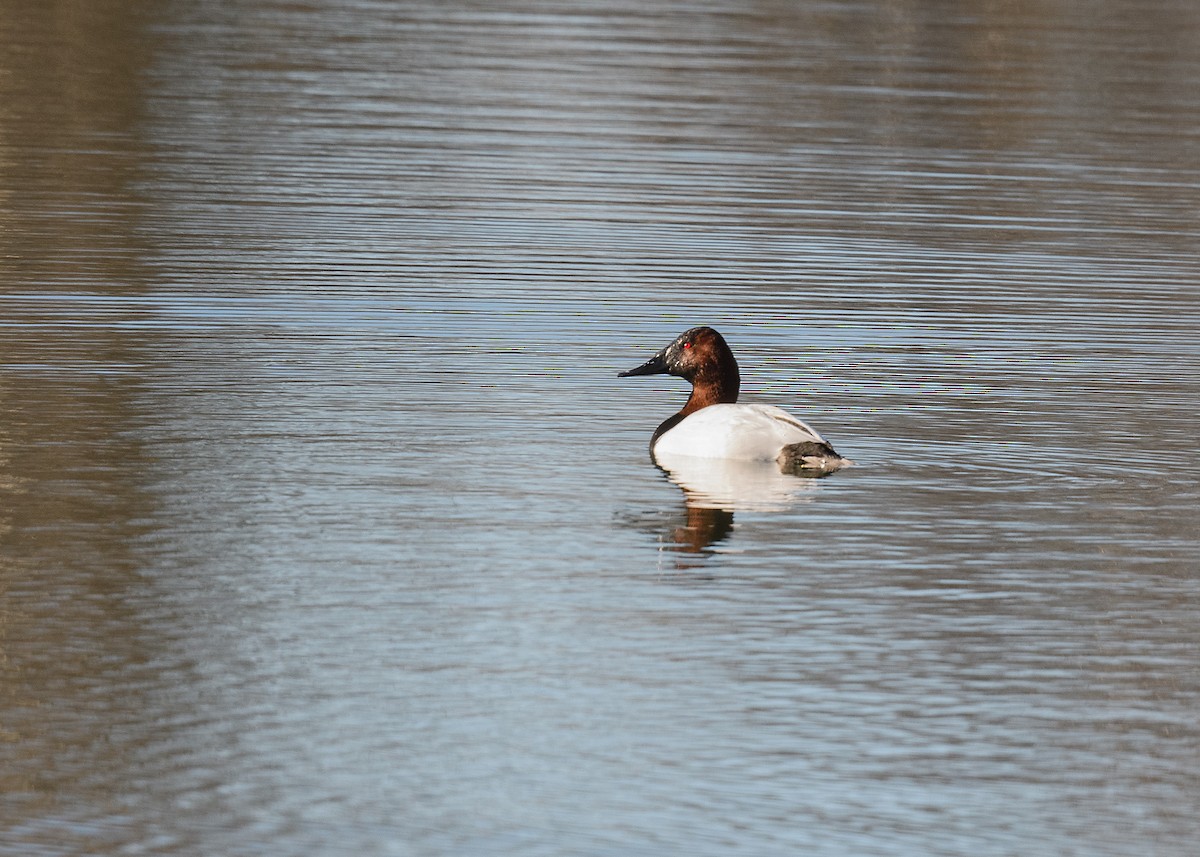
xmin=683 ymin=342 xmax=692 ymax=349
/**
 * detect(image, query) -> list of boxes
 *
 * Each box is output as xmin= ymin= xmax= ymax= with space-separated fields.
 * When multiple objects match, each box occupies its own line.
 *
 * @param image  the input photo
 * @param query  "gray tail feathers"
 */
xmin=776 ymin=441 xmax=848 ymax=476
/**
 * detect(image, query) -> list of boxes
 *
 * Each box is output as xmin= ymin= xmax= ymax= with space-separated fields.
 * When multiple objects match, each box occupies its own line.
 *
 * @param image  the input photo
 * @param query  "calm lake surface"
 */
xmin=2 ymin=0 xmax=1198 ymax=854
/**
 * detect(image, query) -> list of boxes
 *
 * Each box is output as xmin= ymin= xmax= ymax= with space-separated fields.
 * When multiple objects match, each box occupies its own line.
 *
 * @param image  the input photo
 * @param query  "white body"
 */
xmin=652 ymin=403 xmax=828 ymax=461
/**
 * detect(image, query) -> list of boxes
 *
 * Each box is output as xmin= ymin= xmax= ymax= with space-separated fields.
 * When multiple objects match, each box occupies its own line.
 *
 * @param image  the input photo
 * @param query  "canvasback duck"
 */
xmin=619 ymin=326 xmax=848 ymax=474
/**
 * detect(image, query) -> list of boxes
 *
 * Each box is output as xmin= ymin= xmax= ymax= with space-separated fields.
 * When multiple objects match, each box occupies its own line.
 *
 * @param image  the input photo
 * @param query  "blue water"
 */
xmin=2 ymin=1 xmax=1198 ymax=855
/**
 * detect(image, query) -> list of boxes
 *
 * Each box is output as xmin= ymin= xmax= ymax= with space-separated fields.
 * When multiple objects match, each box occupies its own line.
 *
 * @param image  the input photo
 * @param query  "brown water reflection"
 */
xmin=670 ymin=505 xmax=734 ymax=554
xmin=2 ymin=0 xmax=1199 ymax=855
xmin=1 ymin=4 xmax=166 ymax=816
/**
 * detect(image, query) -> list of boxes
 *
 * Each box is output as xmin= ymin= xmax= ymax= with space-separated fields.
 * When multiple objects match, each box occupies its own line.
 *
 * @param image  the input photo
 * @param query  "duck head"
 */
xmin=619 ymin=326 xmax=740 ymax=411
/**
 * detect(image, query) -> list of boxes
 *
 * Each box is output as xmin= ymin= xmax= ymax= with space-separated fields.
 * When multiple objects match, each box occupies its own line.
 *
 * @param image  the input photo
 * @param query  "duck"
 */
xmin=618 ymin=326 xmax=848 ymax=474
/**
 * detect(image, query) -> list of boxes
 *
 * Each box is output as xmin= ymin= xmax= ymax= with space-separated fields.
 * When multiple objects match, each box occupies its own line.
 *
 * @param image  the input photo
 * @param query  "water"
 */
xmin=2 ymin=1 xmax=1198 ymax=855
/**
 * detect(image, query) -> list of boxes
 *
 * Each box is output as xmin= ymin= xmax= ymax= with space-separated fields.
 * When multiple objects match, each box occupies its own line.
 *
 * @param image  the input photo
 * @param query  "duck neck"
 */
xmin=681 ymin=364 xmax=739 ymax=416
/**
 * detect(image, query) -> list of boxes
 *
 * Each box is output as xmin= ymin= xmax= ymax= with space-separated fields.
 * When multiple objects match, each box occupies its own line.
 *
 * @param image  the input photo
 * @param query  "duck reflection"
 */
xmin=654 ymin=451 xmax=827 ymax=555
xmin=666 ymin=503 xmax=736 ymax=554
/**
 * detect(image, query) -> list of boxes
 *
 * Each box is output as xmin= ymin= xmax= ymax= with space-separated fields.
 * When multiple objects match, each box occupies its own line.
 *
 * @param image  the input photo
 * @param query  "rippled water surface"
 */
xmin=2 ymin=1 xmax=1199 ymax=855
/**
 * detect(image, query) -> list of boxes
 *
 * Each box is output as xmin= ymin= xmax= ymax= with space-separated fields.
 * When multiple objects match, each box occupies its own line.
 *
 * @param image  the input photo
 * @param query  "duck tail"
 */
xmin=776 ymin=441 xmax=850 ymax=476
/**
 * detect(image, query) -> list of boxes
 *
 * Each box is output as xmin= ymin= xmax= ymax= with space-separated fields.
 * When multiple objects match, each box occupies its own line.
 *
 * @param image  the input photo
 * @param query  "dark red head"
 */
xmin=619 ymin=326 xmax=740 ymax=413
